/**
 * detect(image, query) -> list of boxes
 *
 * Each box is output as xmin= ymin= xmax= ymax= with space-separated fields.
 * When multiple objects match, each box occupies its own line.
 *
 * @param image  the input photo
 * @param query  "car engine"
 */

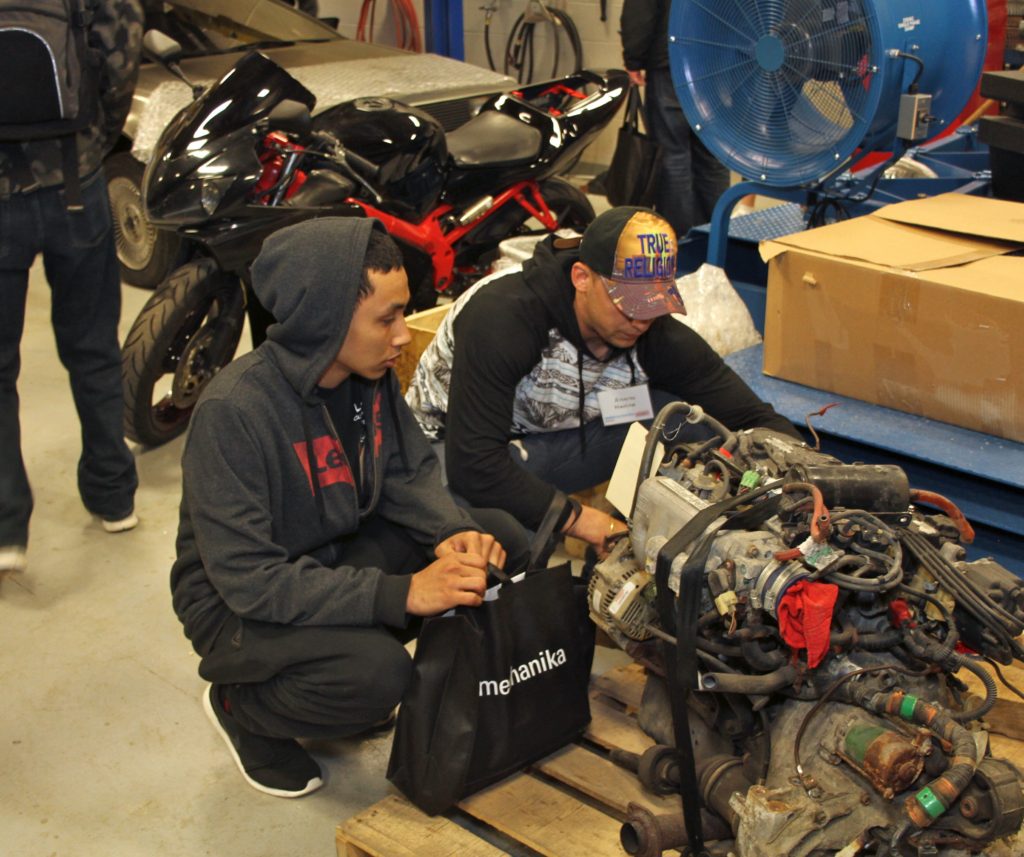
xmin=589 ymin=403 xmax=1024 ymax=856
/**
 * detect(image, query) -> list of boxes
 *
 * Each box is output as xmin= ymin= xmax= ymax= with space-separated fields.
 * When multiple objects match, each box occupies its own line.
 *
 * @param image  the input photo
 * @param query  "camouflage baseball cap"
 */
xmin=579 ymin=207 xmax=684 ymax=320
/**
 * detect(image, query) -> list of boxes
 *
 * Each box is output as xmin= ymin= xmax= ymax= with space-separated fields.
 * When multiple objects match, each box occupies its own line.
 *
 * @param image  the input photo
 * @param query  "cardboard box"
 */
xmin=394 ymin=302 xmax=453 ymax=393
xmin=760 ymin=194 xmax=1024 ymax=442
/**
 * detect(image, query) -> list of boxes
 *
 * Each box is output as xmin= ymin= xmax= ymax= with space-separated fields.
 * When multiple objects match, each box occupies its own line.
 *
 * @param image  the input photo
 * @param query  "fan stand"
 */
xmin=704 ymin=127 xmax=993 ymax=269
xmin=705 ymin=181 xmax=807 ymax=268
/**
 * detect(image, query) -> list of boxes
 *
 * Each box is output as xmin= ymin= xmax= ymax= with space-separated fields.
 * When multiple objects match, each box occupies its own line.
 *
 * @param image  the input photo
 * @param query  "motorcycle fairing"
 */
xmin=144 ymin=52 xmax=315 ymax=223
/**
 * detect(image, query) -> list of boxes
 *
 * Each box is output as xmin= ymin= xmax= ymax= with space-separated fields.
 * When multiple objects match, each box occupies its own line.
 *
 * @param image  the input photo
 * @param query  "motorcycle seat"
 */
xmin=446 ymin=111 xmax=544 ymax=168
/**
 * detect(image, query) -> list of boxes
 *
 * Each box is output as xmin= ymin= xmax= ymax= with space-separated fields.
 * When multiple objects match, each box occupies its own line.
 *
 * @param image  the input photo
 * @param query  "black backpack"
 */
xmin=0 ymin=0 xmax=101 ymax=207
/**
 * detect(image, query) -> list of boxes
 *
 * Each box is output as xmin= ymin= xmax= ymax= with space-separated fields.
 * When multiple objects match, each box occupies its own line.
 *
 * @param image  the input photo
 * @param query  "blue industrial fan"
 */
xmin=669 ymin=0 xmax=988 ymax=187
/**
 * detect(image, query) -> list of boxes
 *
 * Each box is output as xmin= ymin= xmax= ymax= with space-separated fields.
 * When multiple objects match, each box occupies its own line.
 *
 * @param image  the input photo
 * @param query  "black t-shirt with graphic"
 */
xmin=318 ymin=379 xmax=371 ymax=506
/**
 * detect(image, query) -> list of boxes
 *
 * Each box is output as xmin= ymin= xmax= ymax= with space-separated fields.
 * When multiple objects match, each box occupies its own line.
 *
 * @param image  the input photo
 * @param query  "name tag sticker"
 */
xmin=598 ymin=384 xmax=654 ymax=426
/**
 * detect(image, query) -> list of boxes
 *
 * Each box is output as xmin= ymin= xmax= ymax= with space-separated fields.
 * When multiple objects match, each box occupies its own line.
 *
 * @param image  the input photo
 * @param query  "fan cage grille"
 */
xmin=670 ymin=0 xmax=883 ymax=185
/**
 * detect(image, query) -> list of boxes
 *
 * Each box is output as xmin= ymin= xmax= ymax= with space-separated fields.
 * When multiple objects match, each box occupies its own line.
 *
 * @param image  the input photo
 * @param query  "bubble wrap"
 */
xmin=674 ymin=263 xmax=762 ymax=357
xmin=130 ymin=53 xmax=514 ymax=163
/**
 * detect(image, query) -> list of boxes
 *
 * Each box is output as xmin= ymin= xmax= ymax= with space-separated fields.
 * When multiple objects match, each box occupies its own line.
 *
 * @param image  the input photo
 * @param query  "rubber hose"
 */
xmin=854 ymin=629 xmax=903 ymax=651
xmin=946 ymin=650 xmax=998 ymax=722
xmin=740 ymin=637 xmax=788 ymax=671
xmin=698 ymin=664 xmax=797 ymax=695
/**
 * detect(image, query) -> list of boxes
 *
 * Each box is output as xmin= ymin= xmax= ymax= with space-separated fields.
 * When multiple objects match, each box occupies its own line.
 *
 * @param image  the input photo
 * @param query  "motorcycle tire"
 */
xmin=527 ymin=177 xmax=595 ymax=235
xmin=106 ymin=152 xmax=191 ymax=289
xmin=460 ymin=177 xmax=594 ymax=255
xmin=122 ymin=258 xmax=245 ymax=447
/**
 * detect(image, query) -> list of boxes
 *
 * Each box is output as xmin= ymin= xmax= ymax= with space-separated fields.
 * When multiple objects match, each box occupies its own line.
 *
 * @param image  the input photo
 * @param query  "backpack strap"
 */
xmin=60 ymin=135 xmax=83 ymax=210
xmin=64 ymin=0 xmax=93 ymax=210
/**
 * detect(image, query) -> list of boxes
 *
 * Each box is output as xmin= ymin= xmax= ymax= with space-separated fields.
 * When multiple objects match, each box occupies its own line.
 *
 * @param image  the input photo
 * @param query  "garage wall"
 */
xmin=318 ymin=0 xmax=628 ymax=171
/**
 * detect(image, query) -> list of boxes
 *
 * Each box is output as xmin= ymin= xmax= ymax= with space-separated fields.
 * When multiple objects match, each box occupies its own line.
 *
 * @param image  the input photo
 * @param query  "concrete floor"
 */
xmin=2 ymin=261 xmax=399 ymax=856
xmin=3 ymin=248 xmax=630 ymax=857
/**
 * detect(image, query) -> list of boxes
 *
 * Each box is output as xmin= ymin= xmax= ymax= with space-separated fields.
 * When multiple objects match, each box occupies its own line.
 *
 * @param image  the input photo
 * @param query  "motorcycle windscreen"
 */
xmin=154 ymin=51 xmax=316 ymax=163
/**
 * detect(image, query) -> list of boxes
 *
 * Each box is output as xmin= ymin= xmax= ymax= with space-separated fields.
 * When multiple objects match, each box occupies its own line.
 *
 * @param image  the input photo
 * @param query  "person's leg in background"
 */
xmin=645 ymin=66 xmax=699 ymax=239
xmin=690 ymin=132 xmax=731 ymax=225
xmin=0 ymin=191 xmax=39 ymax=573
xmin=433 ymin=390 xmax=718 ymax=505
xmin=463 ymin=506 xmax=531 ymax=572
xmin=40 ymin=171 xmax=138 ymax=529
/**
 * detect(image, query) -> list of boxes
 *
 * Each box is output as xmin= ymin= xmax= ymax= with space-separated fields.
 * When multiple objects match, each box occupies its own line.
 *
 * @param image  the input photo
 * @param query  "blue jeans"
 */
xmin=645 ymin=67 xmax=730 ymax=239
xmin=0 ymin=169 xmax=137 ymax=547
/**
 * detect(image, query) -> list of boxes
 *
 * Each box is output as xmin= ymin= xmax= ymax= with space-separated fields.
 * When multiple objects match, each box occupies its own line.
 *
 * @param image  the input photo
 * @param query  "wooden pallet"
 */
xmin=337 ymin=660 xmax=1024 ymax=857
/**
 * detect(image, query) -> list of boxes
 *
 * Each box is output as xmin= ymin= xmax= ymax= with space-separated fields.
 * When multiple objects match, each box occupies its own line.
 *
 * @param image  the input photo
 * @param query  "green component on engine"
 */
xmin=900 ymin=695 xmax=919 ymax=721
xmin=843 ymin=723 xmax=887 ymax=764
xmin=740 ymin=471 xmax=761 ymax=489
xmin=915 ymin=786 xmax=946 ymax=819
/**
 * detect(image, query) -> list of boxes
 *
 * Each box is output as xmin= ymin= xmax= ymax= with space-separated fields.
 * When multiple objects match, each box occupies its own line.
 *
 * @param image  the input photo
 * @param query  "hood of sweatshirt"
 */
xmin=520 ymin=235 xmax=586 ymax=345
xmin=250 ymin=216 xmax=381 ymax=401
xmin=520 ymin=234 xmax=630 ymax=364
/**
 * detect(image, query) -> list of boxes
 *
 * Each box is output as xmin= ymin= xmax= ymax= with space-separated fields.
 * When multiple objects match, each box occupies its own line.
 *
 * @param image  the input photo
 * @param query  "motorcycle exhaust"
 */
xmin=457 ymin=196 xmax=495 ymax=225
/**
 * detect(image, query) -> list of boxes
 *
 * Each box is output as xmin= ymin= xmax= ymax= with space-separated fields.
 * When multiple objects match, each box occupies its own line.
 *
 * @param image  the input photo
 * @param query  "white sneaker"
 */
xmin=102 ymin=513 xmax=139 ymax=534
xmin=0 ymin=546 xmax=27 ymax=574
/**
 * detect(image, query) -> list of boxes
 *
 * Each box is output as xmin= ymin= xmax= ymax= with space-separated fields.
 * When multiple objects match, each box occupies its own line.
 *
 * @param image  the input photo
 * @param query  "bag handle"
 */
xmin=622 ymin=85 xmax=643 ymax=131
xmin=529 ymin=490 xmax=570 ymax=569
xmin=487 ymin=563 xmax=512 ymax=586
xmin=484 ymin=491 xmax=570 ymax=595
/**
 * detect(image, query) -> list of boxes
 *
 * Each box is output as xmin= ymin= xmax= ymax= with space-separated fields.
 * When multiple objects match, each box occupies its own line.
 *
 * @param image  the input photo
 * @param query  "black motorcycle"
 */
xmin=122 ymin=47 xmax=628 ymax=447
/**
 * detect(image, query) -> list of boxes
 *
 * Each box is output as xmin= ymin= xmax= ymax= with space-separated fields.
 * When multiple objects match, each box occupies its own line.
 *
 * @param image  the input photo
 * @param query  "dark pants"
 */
xmin=432 ymin=390 xmax=706 ymax=501
xmin=0 ymin=169 xmax=137 ymax=548
xmin=511 ymin=389 xmax=716 ymax=493
xmin=645 ymin=67 xmax=730 ymax=239
xmin=198 ymin=509 xmax=529 ymax=740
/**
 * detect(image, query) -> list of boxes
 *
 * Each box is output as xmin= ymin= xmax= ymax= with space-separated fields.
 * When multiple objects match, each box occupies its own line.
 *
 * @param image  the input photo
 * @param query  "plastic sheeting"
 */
xmin=130 ymin=53 xmax=514 ymax=163
xmin=675 ymin=263 xmax=762 ymax=357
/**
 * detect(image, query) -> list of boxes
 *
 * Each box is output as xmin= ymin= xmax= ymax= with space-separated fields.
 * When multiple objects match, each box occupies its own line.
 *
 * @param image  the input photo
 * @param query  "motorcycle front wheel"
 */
xmin=122 ymin=258 xmax=245 ymax=447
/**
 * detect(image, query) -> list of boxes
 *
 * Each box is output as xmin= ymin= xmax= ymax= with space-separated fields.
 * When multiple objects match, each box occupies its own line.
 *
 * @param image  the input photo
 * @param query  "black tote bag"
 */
xmin=605 ymin=85 xmax=663 ymax=207
xmin=386 ymin=562 xmax=594 ymax=815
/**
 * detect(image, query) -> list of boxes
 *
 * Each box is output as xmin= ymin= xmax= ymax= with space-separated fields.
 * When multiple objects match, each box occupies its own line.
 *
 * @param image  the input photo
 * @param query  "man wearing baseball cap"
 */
xmin=407 ymin=206 xmax=799 ymax=553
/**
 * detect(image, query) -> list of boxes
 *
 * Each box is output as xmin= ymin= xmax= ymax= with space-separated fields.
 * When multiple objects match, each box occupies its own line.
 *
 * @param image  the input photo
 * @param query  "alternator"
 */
xmin=588 ymin=538 xmax=658 ymax=645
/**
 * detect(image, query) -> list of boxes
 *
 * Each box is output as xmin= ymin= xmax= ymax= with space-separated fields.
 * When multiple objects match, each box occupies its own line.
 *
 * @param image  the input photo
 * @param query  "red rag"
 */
xmin=777 ymin=580 xmax=839 ymax=669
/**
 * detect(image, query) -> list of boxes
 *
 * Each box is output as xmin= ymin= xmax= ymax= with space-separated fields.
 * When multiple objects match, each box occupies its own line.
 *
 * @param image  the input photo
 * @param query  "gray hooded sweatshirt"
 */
xmin=170 ymin=217 xmax=477 ymax=654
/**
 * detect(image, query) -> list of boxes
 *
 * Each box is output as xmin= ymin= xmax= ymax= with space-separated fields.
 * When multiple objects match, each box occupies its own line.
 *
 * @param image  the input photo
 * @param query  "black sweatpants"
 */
xmin=197 ymin=510 xmax=529 ymax=740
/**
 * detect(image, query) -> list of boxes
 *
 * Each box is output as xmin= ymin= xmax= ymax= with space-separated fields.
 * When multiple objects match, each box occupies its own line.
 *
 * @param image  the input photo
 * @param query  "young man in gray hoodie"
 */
xmin=171 ymin=217 xmax=527 ymax=798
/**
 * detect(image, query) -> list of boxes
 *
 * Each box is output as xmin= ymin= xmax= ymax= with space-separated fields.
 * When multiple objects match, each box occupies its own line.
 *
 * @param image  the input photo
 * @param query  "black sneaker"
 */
xmin=202 ymin=684 xmax=323 ymax=798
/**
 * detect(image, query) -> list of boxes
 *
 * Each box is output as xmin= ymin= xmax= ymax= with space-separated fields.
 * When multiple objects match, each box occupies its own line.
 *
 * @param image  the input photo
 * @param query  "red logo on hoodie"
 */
xmin=292 ymin=436 xmax=355 ymax=493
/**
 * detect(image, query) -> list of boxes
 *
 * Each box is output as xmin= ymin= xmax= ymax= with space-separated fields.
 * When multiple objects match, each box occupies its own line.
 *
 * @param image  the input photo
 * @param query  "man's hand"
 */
xmin=436 ymin=530 xmax=506 ymax=569
xmin=628 ymin=69 xmax=646 ymax=87
xmin=565 ymin=504 xmax=628 ymax=559
xmin=406 ymin=553 xmax=489 ymax=616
